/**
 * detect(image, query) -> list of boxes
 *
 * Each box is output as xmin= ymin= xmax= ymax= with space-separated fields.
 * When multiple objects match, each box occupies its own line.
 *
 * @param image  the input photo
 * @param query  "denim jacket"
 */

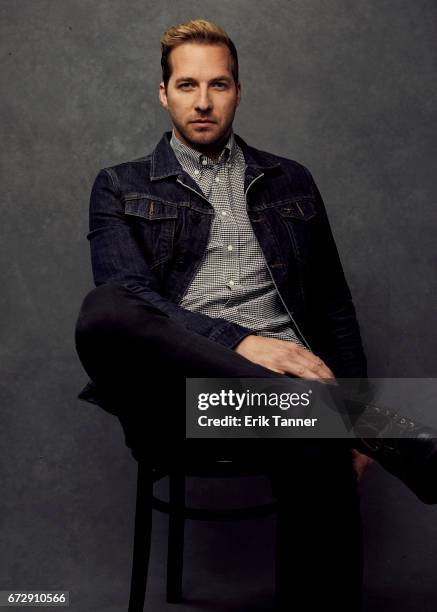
xmin=78 ymin=131 xmax=367 ymax=408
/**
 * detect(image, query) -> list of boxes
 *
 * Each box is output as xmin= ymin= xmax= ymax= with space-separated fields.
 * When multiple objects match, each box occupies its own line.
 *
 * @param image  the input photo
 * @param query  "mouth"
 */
xmin=191 ymin=120 xmax=215 ymax=125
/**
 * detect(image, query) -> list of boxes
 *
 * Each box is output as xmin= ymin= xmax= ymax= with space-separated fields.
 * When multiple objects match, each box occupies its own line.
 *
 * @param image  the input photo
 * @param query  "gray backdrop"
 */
xmin=1 ymin=1 xmax=436 ymax=611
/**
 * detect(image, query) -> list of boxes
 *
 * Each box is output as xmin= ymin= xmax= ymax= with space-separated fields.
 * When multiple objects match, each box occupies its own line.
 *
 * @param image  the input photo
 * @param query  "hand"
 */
xmin=234 ymin=334 xmax=335 ymax=380
xmin=351 ymin=449 xmax=374 ymax=482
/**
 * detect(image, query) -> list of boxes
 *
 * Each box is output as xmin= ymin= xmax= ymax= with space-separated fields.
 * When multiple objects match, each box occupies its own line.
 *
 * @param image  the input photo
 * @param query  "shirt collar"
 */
xmin=170 ymin=128 xmax=236 ymax=167
xmin=149 ymin=130 xmax=282 ymax=182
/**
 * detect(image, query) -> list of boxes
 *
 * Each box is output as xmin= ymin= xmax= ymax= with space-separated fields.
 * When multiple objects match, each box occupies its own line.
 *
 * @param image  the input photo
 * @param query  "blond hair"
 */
xmin=161 ymin=19 xmax=239 ymax=88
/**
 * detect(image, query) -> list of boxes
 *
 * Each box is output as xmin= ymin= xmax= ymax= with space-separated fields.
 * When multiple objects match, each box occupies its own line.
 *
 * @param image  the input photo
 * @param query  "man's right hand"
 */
xmin=234 ymin=335 xmax=335 ymax=380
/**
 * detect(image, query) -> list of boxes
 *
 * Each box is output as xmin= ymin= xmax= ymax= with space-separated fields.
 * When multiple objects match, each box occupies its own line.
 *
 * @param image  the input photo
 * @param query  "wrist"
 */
xmin=234 ymin=333 xmax=256 ymax=353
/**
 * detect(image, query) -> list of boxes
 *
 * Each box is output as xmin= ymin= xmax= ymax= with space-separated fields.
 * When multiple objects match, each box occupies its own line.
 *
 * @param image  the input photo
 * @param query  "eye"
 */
xmin=213 ymin=82 xmax=227 ymax=89
xmin=179 ymin=82 xmax=194 ymax=89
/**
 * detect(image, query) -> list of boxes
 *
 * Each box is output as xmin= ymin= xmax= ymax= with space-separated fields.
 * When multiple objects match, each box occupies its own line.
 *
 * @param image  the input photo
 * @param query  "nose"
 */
xmin=194 ymin=85 xmax=212 ymax=113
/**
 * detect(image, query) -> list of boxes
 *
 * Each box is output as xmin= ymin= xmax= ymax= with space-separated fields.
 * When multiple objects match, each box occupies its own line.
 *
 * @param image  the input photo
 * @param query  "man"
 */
xmin=74 ymin=19 xmax=435 ymax=611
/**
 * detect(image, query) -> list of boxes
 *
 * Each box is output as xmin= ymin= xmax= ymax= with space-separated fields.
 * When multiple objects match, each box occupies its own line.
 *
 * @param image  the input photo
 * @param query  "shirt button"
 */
xmin=227 ymin=245 xmax=233 ymax=251
xmin=215 ymin=176 xmax=220 ymax=183
xmin=221 ymin=211 xmax=227 ymax=216
xmin=194 ymin=169 xmax=200 ymax=175
xmin=202 ymin=159 xmax=208 ymax=166
xmin=228 ymin=280 xmax=235 ymax=287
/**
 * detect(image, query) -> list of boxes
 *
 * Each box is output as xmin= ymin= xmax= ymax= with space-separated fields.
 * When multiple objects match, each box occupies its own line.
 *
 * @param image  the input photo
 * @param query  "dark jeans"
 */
xmin=74 ymin=284 xmax=363 ymax=611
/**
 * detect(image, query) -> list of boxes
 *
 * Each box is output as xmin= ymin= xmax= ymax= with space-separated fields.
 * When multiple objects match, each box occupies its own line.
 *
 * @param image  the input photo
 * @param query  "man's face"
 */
xmin=159 ymin=43 xmax=241 ymax=153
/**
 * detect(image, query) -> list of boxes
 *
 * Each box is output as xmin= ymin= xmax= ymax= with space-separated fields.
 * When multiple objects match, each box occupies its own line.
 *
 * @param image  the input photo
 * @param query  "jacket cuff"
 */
xmin=208 ymin=321 xmax=254 ymax=350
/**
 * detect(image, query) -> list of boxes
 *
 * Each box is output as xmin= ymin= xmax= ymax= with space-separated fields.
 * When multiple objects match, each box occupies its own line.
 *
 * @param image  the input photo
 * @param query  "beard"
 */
xmin=171 ymin=113 xmax=236 ymax=154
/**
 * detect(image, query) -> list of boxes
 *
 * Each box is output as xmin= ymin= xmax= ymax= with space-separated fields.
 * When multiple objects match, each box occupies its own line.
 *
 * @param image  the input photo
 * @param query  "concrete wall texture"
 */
xmin=1 ymin=2 xmax=436 ymax=611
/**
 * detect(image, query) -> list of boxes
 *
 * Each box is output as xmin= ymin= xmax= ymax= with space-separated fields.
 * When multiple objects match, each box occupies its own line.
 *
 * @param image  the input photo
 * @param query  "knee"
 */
xmin=74 ymin=284 xmax=135 ymax=340
xmin=74 ymin=283 xmax=169 ymax=344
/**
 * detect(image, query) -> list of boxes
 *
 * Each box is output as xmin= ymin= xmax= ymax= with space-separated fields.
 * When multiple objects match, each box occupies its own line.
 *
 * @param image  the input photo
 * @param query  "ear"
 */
xmin=236 ymin=80 xmax=241 ymax=106
xmin=159 ymin=82 xmax=168 ymax=110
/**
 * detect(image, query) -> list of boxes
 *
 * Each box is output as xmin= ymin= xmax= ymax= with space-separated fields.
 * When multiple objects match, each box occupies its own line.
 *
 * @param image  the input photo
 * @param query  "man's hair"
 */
xmin=160 ymin=19 xmax=239 ymax=89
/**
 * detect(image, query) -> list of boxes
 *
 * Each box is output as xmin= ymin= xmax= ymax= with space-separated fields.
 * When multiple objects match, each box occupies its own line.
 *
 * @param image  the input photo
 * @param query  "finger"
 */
xmin=285 ymin=357 xmax=334 ymax=380
xmin=290 ymin=348 xmax=334 ymax=378
xmin=304 ymin=359 xmax=334 ymax=379
xmin=264 ymin=365 xmax=287 ymax=375
xmin=283 ymin=361 xmax=327 ymax=379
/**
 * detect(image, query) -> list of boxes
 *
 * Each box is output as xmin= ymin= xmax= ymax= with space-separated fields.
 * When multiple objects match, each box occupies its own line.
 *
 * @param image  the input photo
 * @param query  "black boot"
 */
xmin=347 ymin=399 xmax=437 ymax=504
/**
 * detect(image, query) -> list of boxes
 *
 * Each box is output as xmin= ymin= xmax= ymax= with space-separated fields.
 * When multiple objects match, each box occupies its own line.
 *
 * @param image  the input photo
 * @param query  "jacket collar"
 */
xmin=150 ymin=130 xmax=281 ymax=181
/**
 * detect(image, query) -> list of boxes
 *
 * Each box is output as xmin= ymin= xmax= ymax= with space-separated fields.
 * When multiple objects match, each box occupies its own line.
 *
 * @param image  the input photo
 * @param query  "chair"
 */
xmin=128 ymin=458 xmax=279 ymax=611
xmin=76 ymin=383 xmax=279 ymax=608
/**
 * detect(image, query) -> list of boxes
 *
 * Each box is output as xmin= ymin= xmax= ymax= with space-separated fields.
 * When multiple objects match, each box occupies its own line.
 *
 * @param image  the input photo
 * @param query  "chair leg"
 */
xmin=166 ymin=473 xmax=185 ymax=603
xmin=128 ymin=461 xmax=153 ymax=612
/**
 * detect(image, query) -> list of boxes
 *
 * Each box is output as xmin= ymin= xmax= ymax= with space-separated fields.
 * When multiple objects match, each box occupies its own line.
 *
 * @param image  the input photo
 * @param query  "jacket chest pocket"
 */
xmin=272 ymin=198 xmax=318 ymax=261
xmin=124 ymin=197 xmax=178 ymax=268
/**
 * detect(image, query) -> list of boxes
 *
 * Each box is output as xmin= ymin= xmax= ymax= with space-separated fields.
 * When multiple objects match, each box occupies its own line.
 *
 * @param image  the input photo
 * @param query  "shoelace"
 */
xmin=360 ymin=402 xmax=417 ymax=431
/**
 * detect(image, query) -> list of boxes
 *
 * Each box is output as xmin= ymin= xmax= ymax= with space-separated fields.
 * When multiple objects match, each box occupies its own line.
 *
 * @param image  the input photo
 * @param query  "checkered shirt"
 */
xmin=170 ymin=129 xmax=305 ymax=347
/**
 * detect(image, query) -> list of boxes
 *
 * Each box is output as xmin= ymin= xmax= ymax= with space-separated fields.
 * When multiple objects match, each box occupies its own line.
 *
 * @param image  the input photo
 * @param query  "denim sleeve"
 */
xmin=87 ymin=168 xmax=252 ymax=350
xmin=303 ymin=167 xmax=368 ymax=378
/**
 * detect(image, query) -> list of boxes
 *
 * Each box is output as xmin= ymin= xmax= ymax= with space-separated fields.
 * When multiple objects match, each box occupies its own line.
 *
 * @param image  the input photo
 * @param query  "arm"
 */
xmin=87 ymin=168 xmax=252 ymax=349
xmin=303 ymin=168 xmax=368 ymax=378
